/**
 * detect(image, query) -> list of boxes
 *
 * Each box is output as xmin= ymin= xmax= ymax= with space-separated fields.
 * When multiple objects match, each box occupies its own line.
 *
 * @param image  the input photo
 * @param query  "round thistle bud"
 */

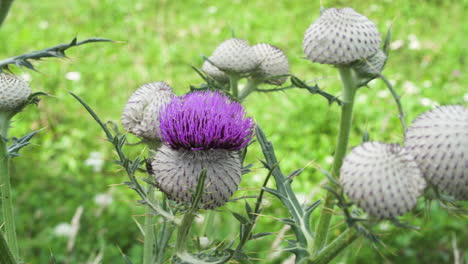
xmin=303 ymin=7 xmax=381 ymax=65
xmin=152 ymin=145 xmax=241 ymax=209
xmin=340 ymin=142 xmax=426 ymax=219
xmin=121 ymin=82 xmax=175 ymax=140
xmin=152 ymin=91 xmax=255 ymax=208
xmin=251 ymin=43 xmax=290 ymax=85
xmin=352 ymin=49 xmax=387 ymax=77
xmin=210 ymin=38 xmax=259 ymax=73
xmin=404 ymin=105 xmax=468 ymax=200
xmin=201 ymin=58 xmax=229 ymax=83
xmin=0 ymin=73 xmax=32 ymax=112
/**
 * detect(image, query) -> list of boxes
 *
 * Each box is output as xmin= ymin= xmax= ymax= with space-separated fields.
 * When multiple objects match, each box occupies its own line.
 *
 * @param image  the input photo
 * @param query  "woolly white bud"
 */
xmin=252 ymin=43 xmax=290 ymax=85
xmin=151 ymin=145 xmax=241 ymax=209
xmin=303 ymin=7 xmax=381 ymax=65
xmin=0 ymin=73 xmax=32 ymax=112
xmin=121 ymin=82 xmax=175 ymax=140
xmin=201 ymin=58 xmax=229 ymax=83
xmin=405 ymin=105 xmax=468 ymax=200
xmin=352 ymin=49 xmax=387 ymax=77
xmin=210 ymin=38 xmax=259 ymax=73
xmin=340 ymin=142 xmax=426 ymax=218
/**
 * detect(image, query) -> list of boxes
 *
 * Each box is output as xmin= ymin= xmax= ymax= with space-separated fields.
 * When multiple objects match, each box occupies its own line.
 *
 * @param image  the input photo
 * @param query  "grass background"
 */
xmin=0 ymin=0 xmax=467 ymax=263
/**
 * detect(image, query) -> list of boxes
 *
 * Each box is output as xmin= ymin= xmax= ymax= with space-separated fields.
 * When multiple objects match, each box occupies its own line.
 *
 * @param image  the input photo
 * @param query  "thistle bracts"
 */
xmin=303 ymin=7 xmax=381 ymax=65
xmin=405 ymin=105 xmax=468 ymax=200
xmin=152 ymin=91 xmax=254 ymax=208
xmin=121 ymin=82 xmax=175 ymax=140
xmin=0 ymin=73 xmax=31 ymax=113
xmin=252 ymin=43 xmax=290 ymax=85
xmin=340 ymin=142 xmax=426 ymax=219
xmin=209 ymin=38 xmax=259 ymax=74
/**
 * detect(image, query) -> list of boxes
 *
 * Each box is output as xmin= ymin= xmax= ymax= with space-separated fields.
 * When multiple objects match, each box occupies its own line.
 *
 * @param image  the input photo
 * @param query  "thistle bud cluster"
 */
xmin=202 ymin=38 xmax=290 ymax=86
xmin=341 ymin=105 xmax=468 ymax=218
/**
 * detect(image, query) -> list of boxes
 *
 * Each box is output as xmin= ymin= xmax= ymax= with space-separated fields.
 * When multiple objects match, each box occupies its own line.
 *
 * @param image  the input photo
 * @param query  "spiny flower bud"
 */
xmin=152 ymin=91 xmax=255 ymax=209
xmin=303 ymin=7 xmax=381 ymax=65
xmin=0 ymin=73 xmax=32 ymax=112
xmin=152 ymin=146 xmax=241 ymax=209
xmin=340 ymin=142 xmax=426 ymax=219
xmin=352 ymin=49 xmax=387 ymax=77
xmin=201 ymin=58 xmax=229 ymax=83
xmin=121 ymin=82 xmax=175 ymax=140
xmin=404 ymin=105 xmax=468 ymax=200
xmin=252 ymin=43 xmax=290 ymax=85
xmin=209 ymin=38 xmax=259 ymax=74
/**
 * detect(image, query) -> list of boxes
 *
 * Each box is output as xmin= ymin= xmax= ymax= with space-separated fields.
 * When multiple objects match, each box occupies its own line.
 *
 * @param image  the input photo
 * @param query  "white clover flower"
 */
xmin=403 ymin=81 xmax=420 ymax=95
xmin=0 ymin=73 xmax=32 ymax=112
xmin=390 ymin=39 xmax=404 ymax=50
xmin=85 ymin=151 xmax=105 ymax=172
xmin=405 ymin=105 xmax=468 ymax=200
xmin=408 ymin=34 xmax=421 ymax=50
xmin=53 ymin=223 xmax=73 ymax=238
xmin=251 ymin=43 xmax=290 ymax=85
xmin=199 ymin=236 xmax=210 ymax=248
xmin=94 ymin=193 xmax=113 ymax=207
xmin=209 ymin=38 xmax=259 ymax=73
xmin=121 ymin=81 xmax=175 ymax=140
xmin=65 ymin=71 xmax=81 ymax=81
xmin=303 ymin=7 xmax=381 ymax=65
xmin=340 ymin=142 xmax=426 ymax=219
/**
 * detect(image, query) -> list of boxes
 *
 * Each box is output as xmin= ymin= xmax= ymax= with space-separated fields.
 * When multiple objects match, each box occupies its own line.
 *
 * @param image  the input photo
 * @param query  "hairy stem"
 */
xmin=379 ymin=74 xmax=407 ymax=135
xmin=238 ymin=78 xmax=259 ymax=101
xmin=0 ymin=112 xmax=18 ymax=260
xmin=143 ymin=183 xmax=156 ymax=264
xmin=312 ymin=67 xmax=357 ymax=255
xmin=229 ymin=75 xmax=240 ymax=99
xmin=0 ymin=233 xmax=15 ymax=264
xmin=0 ymin=0 xmax=14 ymax=28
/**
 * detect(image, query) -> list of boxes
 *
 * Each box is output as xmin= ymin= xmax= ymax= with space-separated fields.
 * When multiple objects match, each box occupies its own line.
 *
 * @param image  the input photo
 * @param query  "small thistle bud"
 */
xmin=405 ymin=105 xmax=468 ymax=200
xmin=251 ymin=43 xmax=290 ymax=85
xmin=152 ymin=91 xmax=255 ymax=208
xmin=152 ymin=146 xmax=241 ymax=209
xmin=0 ymin=73 xmax=32 ymax=112
xmin=303 ymin=7 xmax=381 ymax=65
xmin=210 ymin=38 xmax=259 ymax=73
xmin=352 ymin=49 xmax=387 ymax=77
xmin=201 ymin=58 xmax=229 ymax=83
xmin=121 ymin=82 xmax=175 ymax=140
xmin=340 ymin=142 xmax=426 ymax=219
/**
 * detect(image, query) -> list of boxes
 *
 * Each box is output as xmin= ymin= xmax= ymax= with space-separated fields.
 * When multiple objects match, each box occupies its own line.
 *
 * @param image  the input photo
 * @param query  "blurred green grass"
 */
xmin=0 ymin=0 xmax=466 ymax=263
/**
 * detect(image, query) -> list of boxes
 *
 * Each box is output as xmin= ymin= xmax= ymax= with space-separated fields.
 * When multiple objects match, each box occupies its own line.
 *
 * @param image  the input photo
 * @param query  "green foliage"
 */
xmin=0 ymin=0 xmax=466 ymax=263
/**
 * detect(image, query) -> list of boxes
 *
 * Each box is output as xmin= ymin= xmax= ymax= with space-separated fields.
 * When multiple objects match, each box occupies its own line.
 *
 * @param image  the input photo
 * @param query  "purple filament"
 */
xmin=159 ymin=91 xmax=254 ymax=150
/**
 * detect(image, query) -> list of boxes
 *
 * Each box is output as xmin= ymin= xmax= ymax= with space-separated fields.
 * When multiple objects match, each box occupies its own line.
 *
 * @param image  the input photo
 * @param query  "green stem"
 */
xmin=0 ymin=233 xmax=16 ymax=264
xmin=143 ymin=183 xmax=156 ymax=264
xmin=310 ymin=228 xmax=359 ymax=264
xmin=229 ymin=75 xmax=240 ymax=99
xmin=378 ymin=74 xmax=407 ymax=135
xmin=0 ymin=112 xmax=18 ymax=260
xmin=312 ymin=67 xmax=357 ymax=255
xmin=0 ymin=0 xmax=14 ymax=28
xmin=238 ymin=78 xmax=259 ymax=101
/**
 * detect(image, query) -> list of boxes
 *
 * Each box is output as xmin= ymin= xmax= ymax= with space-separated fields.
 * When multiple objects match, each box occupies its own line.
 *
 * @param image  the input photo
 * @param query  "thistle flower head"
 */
xmin=405 ymin=105 xmax=468 ymax=200
xmin=209 ymin=38 xmax=259 ymax=73
xmin=159 ymin=91 xmax=255 ymax=150
xmin=303 ymin=7 xmax=381 ymax=65
xmin=252 ymin=43 xmax=290 ymax=85
xmin=121 ymin=82 xmax=175 ymax=140
xmin=340 ymin=142 xmax=426 ymax=219
xmin=151 ymin=145 xmax=241 ymax=209
xmin=0 ymin=73 xmax=32 ymax=112
xmin=201 ymin=57 xmax=229 ymax=83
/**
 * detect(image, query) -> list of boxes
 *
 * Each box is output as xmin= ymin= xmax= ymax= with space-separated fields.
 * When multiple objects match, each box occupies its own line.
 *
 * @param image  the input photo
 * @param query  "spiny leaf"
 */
xmin=232 ymin=212 xmax=249 ymax=225
xmin=250 ymin=232 xmax=273 ymax=240
xmin=0 ymin=37 xmax=114 ymax=72
xmin=8 ymin=129 xmax=41 ymax=158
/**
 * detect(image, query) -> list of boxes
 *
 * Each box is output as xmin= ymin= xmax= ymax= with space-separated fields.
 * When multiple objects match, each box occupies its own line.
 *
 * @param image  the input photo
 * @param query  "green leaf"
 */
xmin=0 ymin=233 xmax=16 ymax=264
xmin=251 ymin=232 xmax=273 ymax=240
xmin=232 ymin=212 xmax=249 ymax=225
xmin=117 ymin=246 xmax=134 ymax=264
xmin=0 ymin=37 xmax=114 ymax=72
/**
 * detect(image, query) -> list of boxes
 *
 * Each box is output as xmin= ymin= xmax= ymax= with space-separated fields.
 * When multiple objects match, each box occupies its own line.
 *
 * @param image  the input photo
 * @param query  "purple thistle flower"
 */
xmin=159 ymin=91 xmax=255 ymax=150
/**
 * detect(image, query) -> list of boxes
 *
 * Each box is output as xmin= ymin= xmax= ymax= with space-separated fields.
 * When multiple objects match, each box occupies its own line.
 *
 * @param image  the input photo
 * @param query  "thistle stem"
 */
xmin=312 ymin=67 xmax=357 ymax=255
xmin=238 ymin=78 xmax=259 ymax=101
xmin=0 ymin=233 xmax=16 ymax=264
xmin=0 ymin=0 xmax=14 ymax=28
xmin=0 ymin=112 xmax=18 ymax=260
xmin=143 ymin=183 xmax=156 ymax=264
xmin=310 ymin=228 xmax=359 ymax=264
xmin=378 ymin=74 xmax=407 ymax=135
xmin=229 ymin=75 xmax=240 ymax=99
